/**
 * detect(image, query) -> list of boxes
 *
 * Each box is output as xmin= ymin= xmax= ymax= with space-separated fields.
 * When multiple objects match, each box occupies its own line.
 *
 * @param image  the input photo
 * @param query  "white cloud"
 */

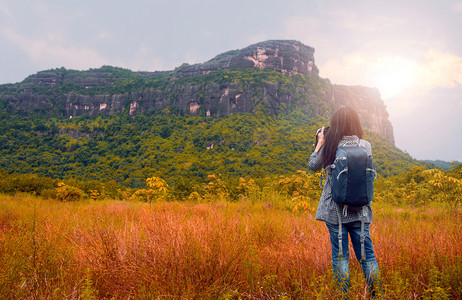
xmin=2 ymin=27 xmax=108 ymax=70
xmin=319 ymin=53 xmax=369 ymax=85
xmin=283 ymin=16 xmax=324 ymax=47
xmin=0 ymin=1 xmax=12 ymax=18
xmin=284 ymin=16 xmax=320 ymax=32
xmin=453 ymin=1 xmax=462 ymax=13
xmin=385 ymin=95 xmax=423 ymax=118
xmin=318 ymin=48 xmax=462 ymax=128
xmin=97 ymin=32 xmax=110 ymax=40
xmin=417 ymin=50 xmax=462 ymax=90
xmin=319 ymin=49 xmax=462 ymax=93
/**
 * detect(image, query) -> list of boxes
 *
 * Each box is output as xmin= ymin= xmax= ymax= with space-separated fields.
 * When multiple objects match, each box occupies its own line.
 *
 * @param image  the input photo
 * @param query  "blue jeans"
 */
xmin=326 ymin=221 xmax=383 ymax=298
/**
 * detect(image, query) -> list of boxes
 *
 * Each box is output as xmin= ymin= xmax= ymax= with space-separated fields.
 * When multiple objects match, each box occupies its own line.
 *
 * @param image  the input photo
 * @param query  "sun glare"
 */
xmin=370 ymin=57 xmax=419 ymax=99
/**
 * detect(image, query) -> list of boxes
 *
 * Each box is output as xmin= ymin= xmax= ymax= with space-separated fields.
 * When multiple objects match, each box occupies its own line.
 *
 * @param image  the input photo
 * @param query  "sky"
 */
xmin=1 ymin=0 xmax=461 ymax=162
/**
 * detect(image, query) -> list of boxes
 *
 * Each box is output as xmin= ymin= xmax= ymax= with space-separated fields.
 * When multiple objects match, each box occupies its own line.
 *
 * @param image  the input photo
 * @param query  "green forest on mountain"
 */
xmin=0 ymin=110 xmax=424 ymax=200
xmin=0 ymin=66 xmax=434 ymax=200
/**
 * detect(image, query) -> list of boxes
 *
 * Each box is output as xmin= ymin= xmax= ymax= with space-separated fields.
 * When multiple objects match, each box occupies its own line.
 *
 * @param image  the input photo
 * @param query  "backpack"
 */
xmin=325 ymin=140 xmax=377 ymax=261
xmin=330 ymin=142 xmax=376 ymax=210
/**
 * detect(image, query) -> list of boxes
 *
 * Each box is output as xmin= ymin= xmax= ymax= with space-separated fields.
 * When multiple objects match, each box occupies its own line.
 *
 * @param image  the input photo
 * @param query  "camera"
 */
xmin=314 ymin=126 xmax=329 ymax=148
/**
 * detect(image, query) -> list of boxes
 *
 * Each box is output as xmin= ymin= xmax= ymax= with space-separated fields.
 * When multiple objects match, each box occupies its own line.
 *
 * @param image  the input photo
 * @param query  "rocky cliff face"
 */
xmin=176 ymin=40 xmax=316 ymax=77
xmin=0 ymin=40 xmax=394 ymax=145
xmin=332 ymin=85 xmax=395 ymax=145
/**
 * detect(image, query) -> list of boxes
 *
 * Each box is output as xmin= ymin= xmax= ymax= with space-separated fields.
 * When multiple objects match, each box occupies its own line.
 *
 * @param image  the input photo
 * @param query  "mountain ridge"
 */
xmin=0 ymin=40 xmax=434 ymax=187
xmin=0 ymin=40 xmax=394 ymax=145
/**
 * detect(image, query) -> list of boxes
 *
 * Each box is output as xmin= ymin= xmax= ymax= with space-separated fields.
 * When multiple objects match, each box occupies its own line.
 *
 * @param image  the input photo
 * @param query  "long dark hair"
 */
xmin=321 ymin=106 xmax=364 ymax=168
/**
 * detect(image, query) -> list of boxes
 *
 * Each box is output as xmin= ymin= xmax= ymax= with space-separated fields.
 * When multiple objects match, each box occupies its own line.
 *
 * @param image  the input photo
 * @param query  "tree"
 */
xmin=130 ymin=176 xmax=170 ymax=202
xmin=424 ymin=169 xmax=462 ymax=211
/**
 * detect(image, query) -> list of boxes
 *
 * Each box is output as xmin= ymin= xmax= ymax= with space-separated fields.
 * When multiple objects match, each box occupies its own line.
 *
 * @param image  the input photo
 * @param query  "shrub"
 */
xmin=56 ymin=182 xmax=85 ymax=201
xmin=0 ymin=173 xmax=56 ymax=195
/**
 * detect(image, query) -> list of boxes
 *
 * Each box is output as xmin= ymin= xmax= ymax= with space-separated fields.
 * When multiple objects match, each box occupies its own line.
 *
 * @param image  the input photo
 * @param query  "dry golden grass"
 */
xmin=0 ymin=194 xmax=460 ymax=299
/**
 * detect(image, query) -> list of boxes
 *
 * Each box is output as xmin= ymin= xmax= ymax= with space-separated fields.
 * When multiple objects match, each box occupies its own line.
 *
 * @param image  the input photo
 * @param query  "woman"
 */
xmin=308 ymin=106 xmax=383 ymax=298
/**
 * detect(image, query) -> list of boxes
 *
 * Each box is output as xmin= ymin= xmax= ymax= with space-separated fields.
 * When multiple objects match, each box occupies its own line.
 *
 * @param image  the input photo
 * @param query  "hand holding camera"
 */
xmin=314 ymin=126 xmax=329 ymax=149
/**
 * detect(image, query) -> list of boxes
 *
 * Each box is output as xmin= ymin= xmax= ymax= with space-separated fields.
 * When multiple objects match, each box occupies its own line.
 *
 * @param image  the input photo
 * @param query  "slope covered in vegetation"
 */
xmin=0 ymin=107 xmax=423 ymax=193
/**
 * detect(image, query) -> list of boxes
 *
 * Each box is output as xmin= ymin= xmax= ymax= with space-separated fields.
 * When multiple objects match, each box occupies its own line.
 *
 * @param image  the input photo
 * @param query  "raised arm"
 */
xmin=308 ymin=147 xmax=324 ymax=171
xmin=309 ymin=127 xmax=326 ymax=171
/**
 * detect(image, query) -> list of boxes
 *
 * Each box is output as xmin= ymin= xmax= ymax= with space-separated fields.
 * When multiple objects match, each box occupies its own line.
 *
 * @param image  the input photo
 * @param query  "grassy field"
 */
xmin=0 ymin=194 xmax=460 ymax=299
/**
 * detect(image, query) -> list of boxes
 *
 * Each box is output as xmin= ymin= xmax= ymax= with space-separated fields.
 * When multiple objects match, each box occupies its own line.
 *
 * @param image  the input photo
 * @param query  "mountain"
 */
xmin=422 ymin=160 xmax=461 ymax=169
xmin=0 ymin=40 xmax=422 ymax=188
xmin=1 ymin=40 xmax=394 ymax=145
